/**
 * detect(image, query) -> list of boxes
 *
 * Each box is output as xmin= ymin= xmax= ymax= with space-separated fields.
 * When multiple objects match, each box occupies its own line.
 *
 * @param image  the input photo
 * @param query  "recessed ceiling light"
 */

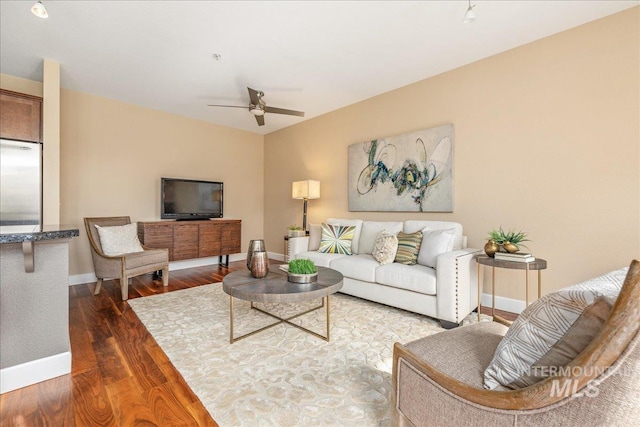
xmin=31 ymin=1 xmax=48 ymax=19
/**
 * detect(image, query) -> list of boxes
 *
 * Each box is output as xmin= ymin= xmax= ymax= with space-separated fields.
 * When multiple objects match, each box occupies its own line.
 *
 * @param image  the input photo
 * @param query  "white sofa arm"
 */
xmin=288 ymin=236 xmax=310 ymax=259
xmin=436 ymin=248 xmax=482 ymax=324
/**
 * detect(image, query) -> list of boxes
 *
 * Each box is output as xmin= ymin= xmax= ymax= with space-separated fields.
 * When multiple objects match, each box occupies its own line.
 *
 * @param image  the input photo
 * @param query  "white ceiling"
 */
xmin=1 ymin=1 xmax=637 ymax=135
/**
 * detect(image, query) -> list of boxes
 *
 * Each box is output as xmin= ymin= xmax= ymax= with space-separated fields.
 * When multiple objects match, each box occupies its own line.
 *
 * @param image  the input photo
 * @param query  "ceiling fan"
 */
xmin=208 ymin=87 xmax=305 ymax=126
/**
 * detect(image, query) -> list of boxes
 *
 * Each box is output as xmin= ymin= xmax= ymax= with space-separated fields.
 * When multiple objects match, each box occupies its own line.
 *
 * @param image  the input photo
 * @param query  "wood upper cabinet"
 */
xmin=0 ymin=90 xmax=43 ymax=142
xmin=138 ymin=219 xmax=241 ymax=262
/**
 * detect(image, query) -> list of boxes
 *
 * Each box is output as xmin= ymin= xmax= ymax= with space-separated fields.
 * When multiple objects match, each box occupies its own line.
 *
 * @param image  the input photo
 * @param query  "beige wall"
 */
xmin=264 ymin=8 xmax=640 ymax=299
xmin=59 ymin=90 xmax=264 ymax=275
xmin=2 ymin=73 xmax=264 ymax=277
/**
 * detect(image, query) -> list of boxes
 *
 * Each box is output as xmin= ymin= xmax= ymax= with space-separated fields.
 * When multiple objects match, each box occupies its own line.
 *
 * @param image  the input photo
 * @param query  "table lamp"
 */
xmin=292 ymin=180 xmax=320 ymax=233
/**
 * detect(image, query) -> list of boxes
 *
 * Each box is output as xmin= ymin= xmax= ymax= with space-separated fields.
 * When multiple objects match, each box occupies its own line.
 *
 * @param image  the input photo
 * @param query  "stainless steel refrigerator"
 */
xmin=0 ymin=139 xmax=42 ymax=226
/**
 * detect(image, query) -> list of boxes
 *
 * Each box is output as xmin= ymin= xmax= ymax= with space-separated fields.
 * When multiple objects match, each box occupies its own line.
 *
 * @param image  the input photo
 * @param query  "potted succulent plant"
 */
xmin=485 ymin=227 xmax=529 ymax=256
xmin=287 ymin=224 xmax=305 ymax=238
xmin=287 ymin=258 xmax=318 ymax=283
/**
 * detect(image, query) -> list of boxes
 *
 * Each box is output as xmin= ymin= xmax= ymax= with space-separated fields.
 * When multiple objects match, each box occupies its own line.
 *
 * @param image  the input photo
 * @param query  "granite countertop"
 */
xmin=0 ymin=224 xmax=80 ymax=244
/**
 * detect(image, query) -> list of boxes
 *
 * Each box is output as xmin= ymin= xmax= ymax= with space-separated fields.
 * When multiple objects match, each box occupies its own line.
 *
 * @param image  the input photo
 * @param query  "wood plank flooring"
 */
xmin=0 ymin=260 xmax=517 ymax=426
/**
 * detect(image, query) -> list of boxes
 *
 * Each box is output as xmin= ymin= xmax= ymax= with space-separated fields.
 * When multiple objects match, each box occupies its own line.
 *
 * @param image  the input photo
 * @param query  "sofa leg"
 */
xmin=440 ymin=320 xmax=461 ymax=330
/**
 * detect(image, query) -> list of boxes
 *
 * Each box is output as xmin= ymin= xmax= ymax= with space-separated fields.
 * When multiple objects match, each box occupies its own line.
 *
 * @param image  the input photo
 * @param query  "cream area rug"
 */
xmin=129 ymin=283 xmax=485 ymax=426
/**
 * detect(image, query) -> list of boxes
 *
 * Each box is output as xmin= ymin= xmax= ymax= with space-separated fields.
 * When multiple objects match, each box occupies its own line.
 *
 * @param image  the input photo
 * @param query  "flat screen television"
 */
xmin=161 ymin=177 xmax=223 ymax=220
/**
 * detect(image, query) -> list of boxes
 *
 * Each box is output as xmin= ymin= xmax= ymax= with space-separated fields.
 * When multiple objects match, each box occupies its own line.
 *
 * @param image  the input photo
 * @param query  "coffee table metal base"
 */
xmin=229 ymin=295 xmax=331 ymax=343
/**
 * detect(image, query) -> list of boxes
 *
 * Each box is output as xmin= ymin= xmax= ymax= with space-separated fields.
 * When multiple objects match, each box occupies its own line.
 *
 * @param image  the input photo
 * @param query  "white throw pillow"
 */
xmin=417 ymin=228 xmax=456 ymax=268
xmin=95 ymin=223 xmax=144 ymax=256
xmin=372 ymin=230 xmax=399 ymax=265
xmin=308 ymin=223 xmax=322 ymax=251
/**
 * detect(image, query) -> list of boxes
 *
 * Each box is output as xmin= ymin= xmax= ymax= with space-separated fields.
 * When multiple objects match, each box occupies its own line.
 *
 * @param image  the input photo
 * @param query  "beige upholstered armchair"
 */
xmin=84 ymin=216 xmax=169 ymax=300
xmin=392 ymin=260 xmax=640 ymax=427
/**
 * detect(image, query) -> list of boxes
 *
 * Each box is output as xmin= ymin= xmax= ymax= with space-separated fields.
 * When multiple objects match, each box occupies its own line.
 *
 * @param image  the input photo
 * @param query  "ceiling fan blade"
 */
xmin=255 ymin=115 xmax=265 ymax=126
xmin=248 ymin=87 xmax=262 ymax=105
xmin=207 ymin=104 xmax=248 ymax=109
xmin=264 ymin=106 xmax=305 ymax=117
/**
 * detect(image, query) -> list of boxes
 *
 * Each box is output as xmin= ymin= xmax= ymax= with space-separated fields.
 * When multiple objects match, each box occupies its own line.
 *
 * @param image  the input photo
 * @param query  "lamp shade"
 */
xmin=292 ymin=180 xmax=320 ymax=200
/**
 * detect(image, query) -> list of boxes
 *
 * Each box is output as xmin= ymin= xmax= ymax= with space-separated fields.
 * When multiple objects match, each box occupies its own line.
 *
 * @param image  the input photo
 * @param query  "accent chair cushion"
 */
xmin=318 ymin=223 xmax=356 ymax=255
xmin=483 ymin=268 xmax=627 ymax=390
xmin=394 ymin=231 xmax=423 ymax=265
xmin=95 ymin=223 xmax=144 ymax=256
xmin=417 ymin=228 xmax=456 ymax=268
xmin=372 ymin=230 xmax=399 ymax=265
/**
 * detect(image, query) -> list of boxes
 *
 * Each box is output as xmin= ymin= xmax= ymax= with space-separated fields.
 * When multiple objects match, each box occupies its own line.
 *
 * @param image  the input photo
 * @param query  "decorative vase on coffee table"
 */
xmin=247 ymin=239 xmax=266 ymax=269
xmin=250 ymin=251 xmax=269 ymax=278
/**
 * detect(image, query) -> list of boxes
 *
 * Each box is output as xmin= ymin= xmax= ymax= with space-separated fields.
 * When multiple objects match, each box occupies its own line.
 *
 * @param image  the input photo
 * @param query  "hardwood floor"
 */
xmin=0 ymin=260 xmax=517 ymax=426
xmin=0 ymin=262 xmax=247 ymax=427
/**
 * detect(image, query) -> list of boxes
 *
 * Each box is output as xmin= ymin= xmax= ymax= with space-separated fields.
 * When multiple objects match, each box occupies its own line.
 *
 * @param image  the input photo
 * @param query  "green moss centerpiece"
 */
xmin=287 ymin=258 xmax=318 ymax=283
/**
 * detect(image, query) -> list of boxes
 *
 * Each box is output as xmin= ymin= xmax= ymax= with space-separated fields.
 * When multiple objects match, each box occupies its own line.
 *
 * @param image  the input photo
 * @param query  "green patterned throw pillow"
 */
xmin=318 ymin=223 xmax=356 ymax=255
xmin=394 ymin=231 xmax=423 ymax=265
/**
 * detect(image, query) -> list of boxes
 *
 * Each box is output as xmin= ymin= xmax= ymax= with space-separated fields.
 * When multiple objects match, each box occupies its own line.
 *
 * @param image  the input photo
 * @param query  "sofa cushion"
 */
xmin=318 ymin=223 xmax=356 ymax=255
xmin=95 ymin=223 xmax=144 ymax=256
xmin=376 ymin=263 xmax=437 ymax=295
xmin=404 ymin=221 xmax=464 ymax=250
xmin=330 ymin=254 xmax=379 ymax=283
xmin=308 ymin=223 xmax=322 ymax=251
xmin=294 ymin=251 xmax=347 ymax=268
xmin=394 ymin=231 xmax=422 ymax=265
xmin=418 ymin=228 xmax=456 ymax=268
xmin=483 ymin=267 xmax=627 ymax=390
xmin=372 ymin=231 xmax=399 ymax=265
xmin=327 ymin=218 xmax=363 ymax=254
xmin=359 ymin=221 xmax=403 ymax=255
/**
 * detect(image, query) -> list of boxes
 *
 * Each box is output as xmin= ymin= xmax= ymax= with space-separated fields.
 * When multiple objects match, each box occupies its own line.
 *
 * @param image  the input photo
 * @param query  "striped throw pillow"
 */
xmin=318 ymin=223 xmax=355 ymax=255
xmin=394 ymin=231 xmax=423 ymax=265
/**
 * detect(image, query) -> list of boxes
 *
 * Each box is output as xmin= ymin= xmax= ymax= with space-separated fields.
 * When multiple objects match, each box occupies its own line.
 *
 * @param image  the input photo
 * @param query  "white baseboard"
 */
xmin=69 ymin=253 xmax=248 ymax=286
xmin=482 ymin=293 xmax=526 ymax=314
xmin=1 ymin=351 xmax=71 ymax=394
xmin=69 ymin=272 xmax=98 ymax=286
xmin=269 ymin=252 xmax=285 ymax=262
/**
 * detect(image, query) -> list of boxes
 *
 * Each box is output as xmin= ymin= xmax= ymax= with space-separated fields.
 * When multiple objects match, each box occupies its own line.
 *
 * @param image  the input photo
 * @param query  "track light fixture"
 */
xmin=31 ymin=1 xmax=48 ymax=19
xmin=463 ymin=0 xmax=476 ymax=24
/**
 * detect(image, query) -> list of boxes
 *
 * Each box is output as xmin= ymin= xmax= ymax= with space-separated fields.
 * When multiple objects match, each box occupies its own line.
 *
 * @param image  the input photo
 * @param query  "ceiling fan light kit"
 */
xmin=250 ymin=107 xmax=265 ymax=116
xmin=208 ymin=87 xmax=304 ymax=126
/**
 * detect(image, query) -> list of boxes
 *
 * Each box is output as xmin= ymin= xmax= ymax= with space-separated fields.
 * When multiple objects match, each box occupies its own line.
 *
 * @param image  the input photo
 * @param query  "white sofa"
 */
xmin=290 ymin=218 xmax=481 ymax=327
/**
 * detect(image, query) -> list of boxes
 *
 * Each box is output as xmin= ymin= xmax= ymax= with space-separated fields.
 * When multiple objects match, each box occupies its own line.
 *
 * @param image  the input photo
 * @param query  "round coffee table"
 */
xmin=222 ymin=265 xmax=343 ymax=343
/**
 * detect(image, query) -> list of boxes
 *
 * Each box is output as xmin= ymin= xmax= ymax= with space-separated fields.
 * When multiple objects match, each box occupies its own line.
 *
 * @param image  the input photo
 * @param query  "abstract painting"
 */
xmin=348 ymin=124 xmax=453 ymax=212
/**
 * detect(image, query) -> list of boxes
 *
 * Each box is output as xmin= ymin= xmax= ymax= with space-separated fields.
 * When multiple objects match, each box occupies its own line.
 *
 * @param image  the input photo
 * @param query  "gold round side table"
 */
xmin=476 ymin=255 xmax=548 ymax=324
